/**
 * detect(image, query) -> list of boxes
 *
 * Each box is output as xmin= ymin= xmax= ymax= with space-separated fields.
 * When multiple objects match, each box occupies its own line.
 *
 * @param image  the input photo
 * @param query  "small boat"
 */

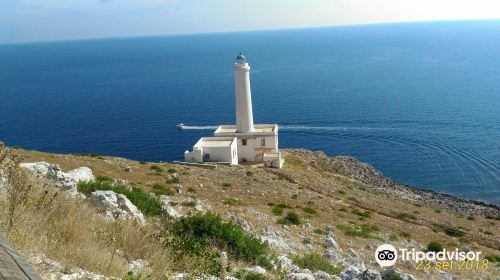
xmin=177 ymin=123 xmax=185 ymax=129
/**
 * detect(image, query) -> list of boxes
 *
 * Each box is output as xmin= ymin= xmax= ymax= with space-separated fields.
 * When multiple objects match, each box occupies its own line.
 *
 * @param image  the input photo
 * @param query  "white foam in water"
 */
xmin=180 ymin=125 xmax=218 ymax=130
xmin=179 ymin=125 xmax=392 ymax=131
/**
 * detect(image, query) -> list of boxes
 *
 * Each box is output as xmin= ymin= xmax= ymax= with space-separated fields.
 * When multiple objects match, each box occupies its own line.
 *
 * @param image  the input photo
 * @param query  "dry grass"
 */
xmin=0 ymin=145 xmax=187 ymax=279
xmin=2 ymin=146 xmax=498 ymax=280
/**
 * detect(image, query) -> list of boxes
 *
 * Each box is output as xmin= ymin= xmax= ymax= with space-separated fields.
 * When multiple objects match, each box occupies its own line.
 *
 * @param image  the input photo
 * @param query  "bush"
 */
xmin=278 ymin=211 xmax=301 ymax=225
xmin=399 ymin=231 xmax=411 ymax=239
xmin=382 ymin=270 xmax=403 ymax=280
xmin=337 ymin=223 xmax=378 ymax=239
xmin=77 ymin=181 xmax=161 ymax=216
xmin=234 ymin=271 xmax=268 ymax=280
xmin=77 ymin=180 xmax=113 ymax=194
xmin=291 ymin=194 xmax=298 ymax=200
xmin=166 ymin=177 xmax=180 ymax=184
xmin=246 ymin=171 xmax=254 ymax=176
xmin=271 ymin=203 xmax=290 ymax=216
xmin=96 ymin=175 xmax=112 ymax=182
xmin=187 ymin=187 xmax=196 ymax=193
xmin=223 ymin=198 xmax=243 ymax=206
xmin=167 ymin=168 xmax=177 ymax=173
xmin=167 ymin=212 xmax=267 ymax=262
xmin=352 ymin=208 xmax=371 ymax=218
xmin=151 ymin=183 xmax=174 ymax=196
xmin=484 ymin=254 xmax=500 ymax=262
xmin=302 ymin=207 xmax=317 ymax=215
xmin=222 ymin=182 xmax=232 ymax=188
xmin=396 ymin=212 xmax=417 ymax=220
xmin=149 ymin=165 xmax=163 ymax=173
xmin=292 ymin=253 xmax=341 ymax=275
xmin=427 ymin=241 xmax=444 ymax=252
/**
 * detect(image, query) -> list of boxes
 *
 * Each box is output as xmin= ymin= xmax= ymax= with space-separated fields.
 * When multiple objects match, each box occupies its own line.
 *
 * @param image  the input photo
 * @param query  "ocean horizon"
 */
xmin=1 ymin=20 xmax=499 ymax=205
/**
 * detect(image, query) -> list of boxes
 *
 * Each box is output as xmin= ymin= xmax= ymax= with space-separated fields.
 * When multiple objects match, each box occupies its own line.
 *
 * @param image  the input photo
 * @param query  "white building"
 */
xmin=184 ymin=53 xmax=284 ymax=168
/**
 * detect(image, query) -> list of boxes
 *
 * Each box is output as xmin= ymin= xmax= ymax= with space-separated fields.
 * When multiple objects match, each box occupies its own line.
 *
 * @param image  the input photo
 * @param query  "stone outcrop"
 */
xmin=20 ymin=162 xmax=94 ymax=197
xmin=159 ymin=195 xmax=181 ymax=218
xmin=91 ymin=190 xmax=145 ymax=224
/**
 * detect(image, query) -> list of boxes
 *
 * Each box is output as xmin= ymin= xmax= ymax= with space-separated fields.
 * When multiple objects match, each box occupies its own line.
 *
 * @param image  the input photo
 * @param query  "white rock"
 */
xmin=286 ymin=272 xmax=315 ymax=280
xmin=160 ymin=195 xmax=181 ymax=218
xmin=20 ymin=162 xmax=94 ymax=197
xmin=325 ymin=235 xmax=338 ymax=248
xmin=91 ymin=190 xmax=145 ymax=224
xmin=170 ymin=273 xmax=189 ymax=280
xmin=360 ymin=269 xmax=382 ymax=280
xmin=313 ymin=271 xmax=341 ymax=280
xmin=236 ymin=218 xmax=253 ymax=232
xmin=324 ymin=248 xmax=343 ymax=264
xmin=274 ymin=255 xmax=299 ymax=273
xmin=260 ymin=227 xmax=292 ymax=253
xmin=128 ymin=259 xmax=150 ymax=275
xmin=246 ymin=266 xmax=266 ymax=275
xmin=339 ymin=265 xmax=361 ymax=280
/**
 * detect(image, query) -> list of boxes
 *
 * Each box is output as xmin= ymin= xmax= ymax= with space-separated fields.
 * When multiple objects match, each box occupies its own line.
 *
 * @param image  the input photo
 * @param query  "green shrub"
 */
xmin=347 ymin=196 xmax=358 ymax=202
xmin=271 ymin=203 xmax=290 ymax=216
xmin=224 ymin=198 xmax=243 ymax=206
xmin=485 ymin=215 xmax=500 ymax=221
xmin=246 ymin=171 xmax=254 ymax=177
xmin=337 ymin=223 xmax=378 ymax=239
xmin=292 ymin=253 xmax=341 ymax=275
xmin=467 ymin=216 xmax=475 ymax=221
xmin=484 ymin=254 xmax=500 ymax=262
xmin=222 ymin=182 xmax=232 ymax=188
xmin=77 ymin=181 xmax=161 ymax=216
xmin=96 ymin=175 xmax=112 ymax=182
xmin=278 ymin=211 xmax=301 ymax=225
xmin=138 ymin=161 xmax=146 ymax=164
xmin=149 ymin=165 xmax=163 ymax=173
xmin=399 ymin=231 xmax=411 ymax=239
xmin=339 ymin=207 xmax=348 ymax=212
xmin=234 ymin=271 xmax=268 ymax=280
xmin=77 ymin=180 xmax=113 ymax=194
xmin=302 ymin=207 xmax=317 ymax=215
xmin=151 ymin=183 xmax=174 ymax=196
xmin=435 ymin=224 xmax=466 ymax=237
xmin=382 ymin=270 xmax=403 ymax=280
xmin=337 ymin=190 xmax=346 ymax=195
xmin=167 ymin=168 xmax=177 ymax=173
xmin=389 ymin=234 xmax=398 ymax=242
xmin=427 ymin=241 xmax=444 ymax=252
xmin=187 ymin=187 xmax=196 ymax=193
xmin=166 ymin=177 xmax=180 ymax=184
xmin=396 ymin=212 xmax=417 ymax=220
xmin=167 ymin=212 xmax=266 ymax=262
xmin=115 ymin=187 xmax=162 ymax=216
xmin=291 ymin=194 xmax=298 ymax=200
xmin=352 ymin=208 xmax=371 ymax=218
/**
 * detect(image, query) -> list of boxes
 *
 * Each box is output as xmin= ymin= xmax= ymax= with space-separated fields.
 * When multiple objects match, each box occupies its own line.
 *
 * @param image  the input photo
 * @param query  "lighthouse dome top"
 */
xmin=235 ymin=53 xmax=247 ymax=64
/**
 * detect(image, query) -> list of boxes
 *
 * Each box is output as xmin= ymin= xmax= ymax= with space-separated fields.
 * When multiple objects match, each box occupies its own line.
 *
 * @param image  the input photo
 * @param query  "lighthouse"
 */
xmin=234 ymin=53 xmax=255 ymax=133
xmin=184 ymin=53 xmax=284 ymax=168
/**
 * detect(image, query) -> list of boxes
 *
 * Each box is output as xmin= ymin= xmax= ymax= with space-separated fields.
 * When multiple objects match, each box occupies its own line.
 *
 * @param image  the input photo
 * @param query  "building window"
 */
xmin=242 ymin=139 xmax=247 ymax=146
xmin=261 ymin=139 xmax=266 ymax=146
xmin=203 ymin=153 xmax=210 ymax=161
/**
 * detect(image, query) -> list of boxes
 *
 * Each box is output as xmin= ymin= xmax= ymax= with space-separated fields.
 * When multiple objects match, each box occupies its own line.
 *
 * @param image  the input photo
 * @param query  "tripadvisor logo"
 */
xmin=375 ymin=244 xmax=398 ymax=267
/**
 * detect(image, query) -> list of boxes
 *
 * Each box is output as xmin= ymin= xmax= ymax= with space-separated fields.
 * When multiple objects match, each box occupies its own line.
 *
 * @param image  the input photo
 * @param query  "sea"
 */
xmin=0 ymin=20 xmax=499 ymax=205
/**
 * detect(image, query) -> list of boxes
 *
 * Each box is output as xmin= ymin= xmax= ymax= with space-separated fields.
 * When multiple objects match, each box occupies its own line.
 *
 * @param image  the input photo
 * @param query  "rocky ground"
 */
xmin=1 ymin=147 xmax=499 ymax=280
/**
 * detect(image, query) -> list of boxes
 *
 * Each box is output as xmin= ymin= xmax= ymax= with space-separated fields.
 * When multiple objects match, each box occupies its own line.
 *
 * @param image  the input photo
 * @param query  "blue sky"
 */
xmin=1 ymin=0 xmax=500 ymax=44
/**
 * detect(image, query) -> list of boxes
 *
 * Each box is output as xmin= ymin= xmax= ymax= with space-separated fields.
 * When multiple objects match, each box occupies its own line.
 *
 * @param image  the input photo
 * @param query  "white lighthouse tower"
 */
xmin=234 ymin=53 xmax=255 ymax=133
xmin=184 ymin=53 xmax=284 ymax=168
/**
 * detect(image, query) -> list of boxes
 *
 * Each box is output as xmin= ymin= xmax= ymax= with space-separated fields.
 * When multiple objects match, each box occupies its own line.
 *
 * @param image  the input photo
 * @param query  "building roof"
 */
xmin=214 ymin=124 xmax=278 ymax=136
xmin=194 ymin=137 xmax=236 ymax=148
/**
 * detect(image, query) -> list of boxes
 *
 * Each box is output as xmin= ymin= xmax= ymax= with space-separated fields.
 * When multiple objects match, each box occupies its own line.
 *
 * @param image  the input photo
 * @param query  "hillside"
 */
xmin=1 ymin=145 xmax=499 ymax=280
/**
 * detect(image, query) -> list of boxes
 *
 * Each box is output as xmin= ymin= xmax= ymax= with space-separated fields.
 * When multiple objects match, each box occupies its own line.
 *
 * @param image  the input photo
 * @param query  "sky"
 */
xmin=1 ymin=0 xmax=500 ymax=44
